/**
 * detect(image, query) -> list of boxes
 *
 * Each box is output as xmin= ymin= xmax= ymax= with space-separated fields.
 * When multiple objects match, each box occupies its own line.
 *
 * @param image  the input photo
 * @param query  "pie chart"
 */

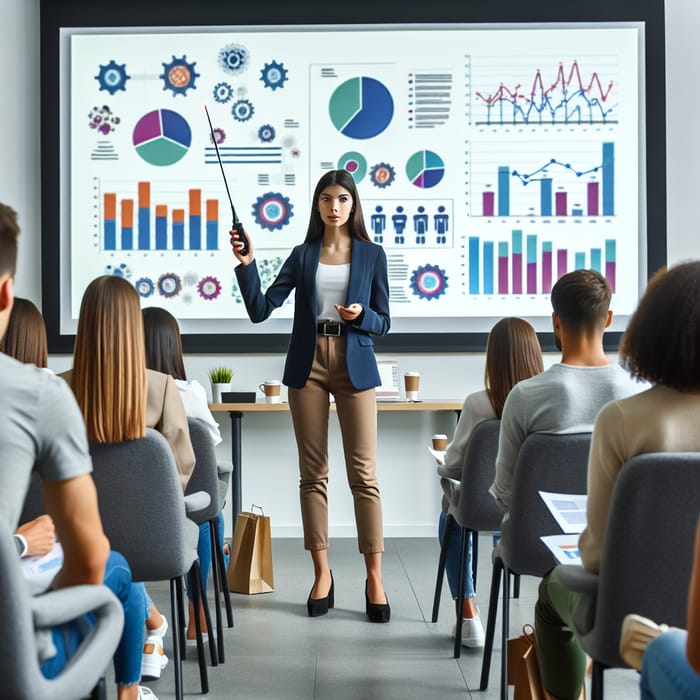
xmin=337 ymin=151 xmax=367 ymax=182
xmin=406 ymin=150 xmax=445 ymax=188
xmin=329 ymin=77 xmax=393 ymax=140
xmin=132 ymin=109 xmax=191 ymax=166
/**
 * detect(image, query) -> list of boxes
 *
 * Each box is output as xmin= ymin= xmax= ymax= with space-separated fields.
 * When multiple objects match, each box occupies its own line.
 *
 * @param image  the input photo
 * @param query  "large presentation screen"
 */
xmin=47 ymin=8 xmax=660 ymax=352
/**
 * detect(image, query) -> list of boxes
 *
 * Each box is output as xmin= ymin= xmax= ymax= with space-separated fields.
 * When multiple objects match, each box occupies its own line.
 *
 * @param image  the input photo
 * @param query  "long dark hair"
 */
xmin=304 ymin=169 xmax=370 ymax=243
xmin=142 ymin=306 xmax=187 ymax=381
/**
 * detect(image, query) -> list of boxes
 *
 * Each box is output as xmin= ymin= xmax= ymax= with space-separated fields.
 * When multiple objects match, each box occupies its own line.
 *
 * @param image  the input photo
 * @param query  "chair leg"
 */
xmin=432 ymin=512 xmax=452 ymax=623
xmin=453 ymin=526 xmax=469 ymax=658
xmin=513 ymin=572 xmax=521 ymax=598
xmin=591 ymin=660 xmax=605 ymax=700
xmin=479 ymin=556 xmax=504 ymax=690
xmin=216 ymin=533 xmax=234 ymax=628
xmin=176 ymin=574 xmax=186 ymax=661
xmin=471 ymin=530 xmax=479 ymax=594
xmin=208 ymin=518 xmax=226 ymax=662
xmin=171 ymin=577 xmax=184 ymax=700
xmin=189 ymin=562 xmax=211 ymax=695
xmin=89 ymin=676 xmax=106 ymax=700
xmin=500 ymin=566 xmax=511 ymax=700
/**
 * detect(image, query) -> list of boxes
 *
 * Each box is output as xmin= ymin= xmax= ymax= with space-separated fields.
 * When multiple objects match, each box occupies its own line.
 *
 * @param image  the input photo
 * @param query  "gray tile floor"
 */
xmin=133 ymin=536 xmax=640 ymax=700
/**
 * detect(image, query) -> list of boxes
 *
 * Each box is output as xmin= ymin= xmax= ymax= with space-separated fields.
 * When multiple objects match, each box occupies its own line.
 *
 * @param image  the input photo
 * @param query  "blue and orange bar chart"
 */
xmin=480 ymin=142 xmax=615 ymax=218
xmin=103 ymin=182 xmax=219 ymax=251
xmin=469 ymin=231 xmax=616 ymax=295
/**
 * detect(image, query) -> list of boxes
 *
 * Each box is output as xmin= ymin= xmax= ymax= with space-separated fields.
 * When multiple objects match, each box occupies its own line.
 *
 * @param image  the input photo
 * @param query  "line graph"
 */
xmin=475 ymin=60 xmax=617 ymax=126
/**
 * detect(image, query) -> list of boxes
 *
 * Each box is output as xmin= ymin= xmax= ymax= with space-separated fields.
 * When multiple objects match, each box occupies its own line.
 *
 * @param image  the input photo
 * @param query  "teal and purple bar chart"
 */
xmin=469 ymin=231 xmax=616 ymax=295
xmin=102 ymin=182 xmax=219 ymax=252
xmin=480 ymin=142 xmax=615 ymax=218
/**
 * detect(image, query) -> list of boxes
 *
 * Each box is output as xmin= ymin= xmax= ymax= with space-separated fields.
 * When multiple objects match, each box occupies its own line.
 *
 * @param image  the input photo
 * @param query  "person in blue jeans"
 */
xmin=436 ymin=318 xmax=543 ymax=647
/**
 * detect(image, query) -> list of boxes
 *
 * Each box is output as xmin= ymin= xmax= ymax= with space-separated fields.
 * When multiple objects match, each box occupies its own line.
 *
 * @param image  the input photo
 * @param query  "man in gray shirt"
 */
xmin=489 ymin=269 xmax=640 ymax=510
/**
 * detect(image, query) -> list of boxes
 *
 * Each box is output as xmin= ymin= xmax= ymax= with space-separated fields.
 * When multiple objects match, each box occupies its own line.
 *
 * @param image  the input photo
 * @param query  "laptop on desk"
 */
xmin=376 ymin=360 xmax=402 ymax=402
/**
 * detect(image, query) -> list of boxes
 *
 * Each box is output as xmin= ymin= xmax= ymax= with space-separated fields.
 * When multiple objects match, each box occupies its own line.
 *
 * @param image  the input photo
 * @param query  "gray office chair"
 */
xmin=0 ymin=517 xmax=123 ymax=700
xmin=556 ymin=452 xmax=700 ymax=700
xmin=89 ymin=428 xmax=214 ymax=700
xmin=186 ymin=417 xmax=235 ymax=662
xmin=479 ymin=431 xmax=592 ymax=699
xmin=430 ymin=419 xmax=506 ymax=657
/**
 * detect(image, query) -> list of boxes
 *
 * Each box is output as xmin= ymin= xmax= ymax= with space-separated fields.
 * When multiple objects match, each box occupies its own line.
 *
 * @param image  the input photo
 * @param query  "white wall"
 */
xmin=1 ymin=0 xmax=698 ymax=538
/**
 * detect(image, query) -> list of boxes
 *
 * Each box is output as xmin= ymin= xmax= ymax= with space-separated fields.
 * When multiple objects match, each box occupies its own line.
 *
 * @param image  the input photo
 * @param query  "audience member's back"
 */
xmin=490 ymin=269 xmax=640 ymax=509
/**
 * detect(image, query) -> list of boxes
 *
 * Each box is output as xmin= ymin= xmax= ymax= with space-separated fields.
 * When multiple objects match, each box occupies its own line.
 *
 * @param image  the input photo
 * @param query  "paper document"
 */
xmin=539 ymin=491 xmax=588 ymax=534
xmin=21 ymin=541 xmax=63 ymax=595
xmin=541 ymin=534 xmax=582 ymax=565
xmin=427 ymin=446 xmax=447 ymax=464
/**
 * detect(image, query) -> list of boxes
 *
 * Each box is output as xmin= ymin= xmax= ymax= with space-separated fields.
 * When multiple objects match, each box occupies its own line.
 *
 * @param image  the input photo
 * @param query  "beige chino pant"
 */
xmin=287 ymin=336 xmax=384 ymax=554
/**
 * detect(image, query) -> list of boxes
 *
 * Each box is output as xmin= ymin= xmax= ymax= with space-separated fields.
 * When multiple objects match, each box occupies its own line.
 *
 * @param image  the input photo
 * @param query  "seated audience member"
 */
xmin=534 ymin=261 xmax=700 ymax=700
xmin=437 ymin=317 xmax=543 ymax=647
xmin=489 ymin=268 xmax=640 ymax=510
xmin=142 ymin=305 xmax=224 ymax=642
xmin=634 ymin=515 xmax=700 ymax=699
xmin=0 ymin=296 xmax=49 ymax=367
xmin=0 ymin=202 xmax=157 ymax=700
xmin=63 ymin=275 xmax=197 ymax=677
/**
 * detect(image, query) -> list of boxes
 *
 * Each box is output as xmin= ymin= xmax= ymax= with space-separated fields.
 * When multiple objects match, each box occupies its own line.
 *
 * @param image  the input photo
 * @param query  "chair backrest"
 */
xmin=572 ymin=452 xmax=700 ymax=667
xmin=185 ymin=417 xmax=222 ymax=523
xmin=452 ymin=419 xmax=504 ymax=532
xmin=0 ymin=517 xmax=123 ymax=700
xmin=501 ymin=432 xmax=592 ymax=576
xmin=89 ymin=428 xmax=197 ymax=582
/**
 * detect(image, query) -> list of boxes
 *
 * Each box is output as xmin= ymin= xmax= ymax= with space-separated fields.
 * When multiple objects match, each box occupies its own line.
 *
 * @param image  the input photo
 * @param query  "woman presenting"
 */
xmin=231 ymin=169 xmax=391 ymax=622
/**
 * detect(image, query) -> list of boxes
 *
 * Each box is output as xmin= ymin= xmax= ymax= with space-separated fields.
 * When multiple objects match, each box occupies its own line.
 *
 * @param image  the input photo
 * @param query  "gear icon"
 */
xmin=157 ymin=273 xmax=182 ymax=298
xmin=95 ymin=60 xmax=130 ymax=95
xmin=210 ymin=127 xmax=226 ymax=145
xmin=218 ymin=44 xmax=248 ymax=74
xmin=197 ymin=276 xmax=222 ymax=300
xmin=135 ymin=277 xmax=155 ymax=298
xmin=370 ymin=162 xmax=396 ymax=188
xmin=260 ymin=60 xmax=288 ymax=90
xmin=258 ymin=124 xmax=275 ymax=142
xmin=231 ymin=99 xmax=254 ymax=122
xmin=159 ymin=55 xmax=200 ymax=97
xmin=213 ymin=82 xmax=234 ymax=104
xmin=251 ymin=192 xmax=294 ymax=231
xmin=410 ymin=264 xmax=448 ymax=300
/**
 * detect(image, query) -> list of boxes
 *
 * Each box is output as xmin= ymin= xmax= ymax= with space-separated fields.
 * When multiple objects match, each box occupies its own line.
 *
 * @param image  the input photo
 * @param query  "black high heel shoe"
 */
xmin=365 ymin=580 xmax=391 ymax=623
xmin=307 ymin=571 xmax=334 ymax=617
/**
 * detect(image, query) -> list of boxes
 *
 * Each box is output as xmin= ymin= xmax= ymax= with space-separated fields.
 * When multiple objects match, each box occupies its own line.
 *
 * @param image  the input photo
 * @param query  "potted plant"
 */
xmin=209 ymin=366 xmax=234 ymax=403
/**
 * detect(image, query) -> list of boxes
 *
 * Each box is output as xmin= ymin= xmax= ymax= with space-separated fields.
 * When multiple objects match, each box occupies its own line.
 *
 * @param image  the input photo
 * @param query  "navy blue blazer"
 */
xmin=235 ymin=238 xmax=390 ymax=390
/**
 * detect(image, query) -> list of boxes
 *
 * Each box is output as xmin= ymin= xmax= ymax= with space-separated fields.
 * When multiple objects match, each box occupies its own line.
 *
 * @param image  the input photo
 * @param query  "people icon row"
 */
xmin=370 ymin=205 xmax=450 ymax=245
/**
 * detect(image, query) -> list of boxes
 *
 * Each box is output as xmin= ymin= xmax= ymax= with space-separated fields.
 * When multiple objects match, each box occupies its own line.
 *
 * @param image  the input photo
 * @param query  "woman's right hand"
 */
xmin=230 ymin=227 xmax=254 ymax=265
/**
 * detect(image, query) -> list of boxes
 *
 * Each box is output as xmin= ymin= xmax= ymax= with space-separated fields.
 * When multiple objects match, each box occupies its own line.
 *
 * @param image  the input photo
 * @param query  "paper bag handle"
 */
xmin=250 ymin=503 xmax=265 ymax=516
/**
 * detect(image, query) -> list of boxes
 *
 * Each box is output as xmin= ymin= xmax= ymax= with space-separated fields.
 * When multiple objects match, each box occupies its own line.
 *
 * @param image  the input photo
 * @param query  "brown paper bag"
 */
xmin=227 ymin=505 xmax=274 ymax=594
xmin=507 ymin=624 xmax=547 ymax=700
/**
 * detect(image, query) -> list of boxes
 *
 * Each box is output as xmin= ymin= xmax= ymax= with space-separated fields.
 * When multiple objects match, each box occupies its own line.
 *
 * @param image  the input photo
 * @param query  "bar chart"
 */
xmin=468 ymin=229 xmax=617 ymax=295
xmin=100 ymin=180 xmax=221 ymax=252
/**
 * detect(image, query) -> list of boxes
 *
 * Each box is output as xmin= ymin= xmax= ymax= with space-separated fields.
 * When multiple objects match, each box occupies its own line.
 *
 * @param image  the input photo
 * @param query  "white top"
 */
xmin=174 ymin=378 xmax=222 ymax=445
xmin=316 ymin=263 xmax=350 ymax=321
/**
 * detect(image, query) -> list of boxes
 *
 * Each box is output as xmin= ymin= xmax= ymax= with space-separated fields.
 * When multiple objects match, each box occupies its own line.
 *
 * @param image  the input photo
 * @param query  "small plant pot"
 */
xmin=211 ymin=382 xmax=231 ymax=403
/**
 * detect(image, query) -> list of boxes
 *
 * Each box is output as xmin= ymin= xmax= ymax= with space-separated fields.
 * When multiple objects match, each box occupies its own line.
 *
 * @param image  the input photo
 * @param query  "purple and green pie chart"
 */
xmin=133 ymin=109 xmax=191 ymax=166
xmin=406 ymin=150 xmax=445 ymax=188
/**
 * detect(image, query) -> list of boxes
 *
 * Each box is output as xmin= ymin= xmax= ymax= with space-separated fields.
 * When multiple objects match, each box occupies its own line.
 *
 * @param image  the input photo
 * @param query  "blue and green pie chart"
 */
xmin=133 ymin=109 xmax=191 ymax=166
xmin=406 ymin=150 xmax=445 ymax=188
xmin=329 ymin=77 xmax=394 ymax=139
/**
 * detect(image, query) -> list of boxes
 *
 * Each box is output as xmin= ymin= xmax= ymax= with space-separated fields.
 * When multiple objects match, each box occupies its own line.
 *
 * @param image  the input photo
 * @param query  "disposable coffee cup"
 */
xmin=432 ymin=434 xmax=448 ymax=451
xmin=259 ymin=380 xmax=282 ymax=403
xmin=404 ymin=371 xmax=420 ymax=402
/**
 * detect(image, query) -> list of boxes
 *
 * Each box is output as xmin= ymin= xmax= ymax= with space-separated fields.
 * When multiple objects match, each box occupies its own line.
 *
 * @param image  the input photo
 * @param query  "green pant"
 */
xmin=535 ymin=569 xmax=587 ymax=699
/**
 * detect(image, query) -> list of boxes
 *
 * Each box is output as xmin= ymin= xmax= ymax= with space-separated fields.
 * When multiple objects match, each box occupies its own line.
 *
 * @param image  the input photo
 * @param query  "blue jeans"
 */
xmin=641 ymin=629 xmax=700 ymax=699
xmin=438 ymin=511 xmax=475 ymax=600
xmin=189 ymin=511 xmax=225 ymax=599
xmin=41 ymin=550 xmax=146 ymax=686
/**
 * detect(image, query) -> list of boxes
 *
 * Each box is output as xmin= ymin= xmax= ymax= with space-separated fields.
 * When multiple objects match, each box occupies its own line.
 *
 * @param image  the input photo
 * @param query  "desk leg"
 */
xmin=228 ymin=411 xmax=243 ymax=518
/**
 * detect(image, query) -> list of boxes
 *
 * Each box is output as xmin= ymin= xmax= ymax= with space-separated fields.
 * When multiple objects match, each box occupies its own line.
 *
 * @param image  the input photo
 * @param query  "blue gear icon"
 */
xmin=135 ymin=277 xmax=155 ymax=298
xmin=157 ymin=273 xmax=182 ymax=298
xmin=410 ymin=264 xmax=448 ymax=300
xmin=212 ymin=82 xmax=234 ymax=103
xmin=218 ymin=44 xmax=248 ymax=74
xmin=258 ymin=124 xmax=276 ymax=142
xmin=159 ymin=55 xmax=200 ymax=97
xmin=231 ymin=99 xmax=254 ymax=122
xmin=95 ymin=60 xmax=130 ymax=95
xmin=370 ymin=162 xmax=396 ymax=188
xmin=252 ymin=192 xmax=294 ymax=231
xmin=197 ymin=276 xmax=222 ymax=300
xmin=260 ymin=60 xmax=288 ymax=90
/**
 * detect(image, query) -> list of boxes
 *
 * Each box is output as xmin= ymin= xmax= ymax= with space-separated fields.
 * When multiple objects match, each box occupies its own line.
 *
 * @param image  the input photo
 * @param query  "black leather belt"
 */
xmin=317 ymin=320 xmax=346 ymax=336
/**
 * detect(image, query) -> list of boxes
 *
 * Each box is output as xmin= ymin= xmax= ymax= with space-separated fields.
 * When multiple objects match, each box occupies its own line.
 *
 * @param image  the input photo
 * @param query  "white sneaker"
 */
xmin=138 ymin=687 xmax=159 ymax=700
xmin=141 ymin=635 xmax=169 ymax=680
xmin=461 ymin=614 xmax=485 ymax=648
xmin=147 ymin=615 xmax=168 ymax=640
